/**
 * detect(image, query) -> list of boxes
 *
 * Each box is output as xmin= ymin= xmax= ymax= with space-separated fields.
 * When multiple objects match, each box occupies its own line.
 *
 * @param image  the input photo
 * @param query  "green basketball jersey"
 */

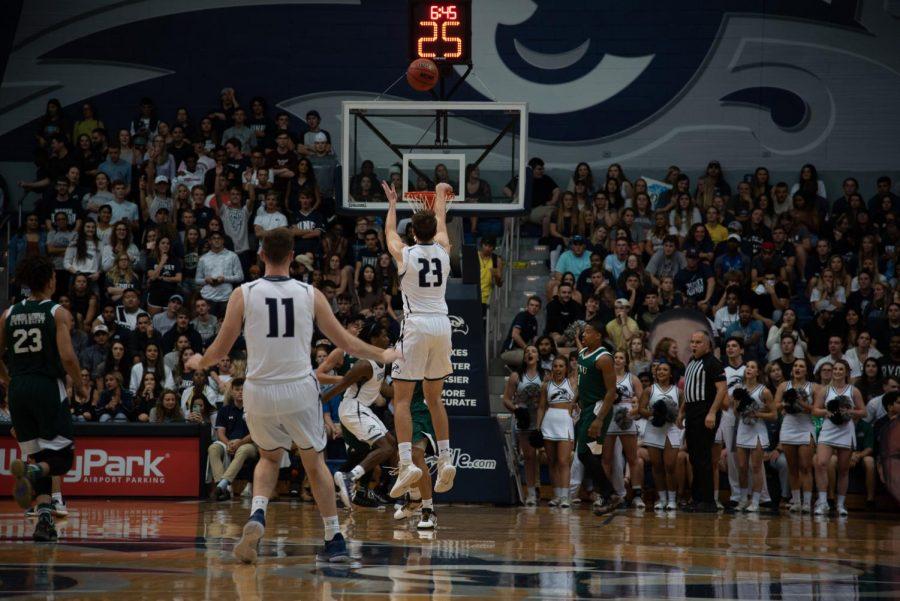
xmin=576 ymin=345 xmax=612 ymax=409
xmin=338 ymin=353 xmax=357 ymax=376
xmin=5 ymin=299 xmax=65 ymax=379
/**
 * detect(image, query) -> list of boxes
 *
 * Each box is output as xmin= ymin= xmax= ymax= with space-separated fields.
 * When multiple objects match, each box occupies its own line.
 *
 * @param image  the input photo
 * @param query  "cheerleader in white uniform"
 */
xmin=537 ymin=356 xmax=577 ymax=507
xmin=603 ymin=351 xmax=644 ymax=508
xmin=812 ymin=359 xmax=865 ymax=516
xmin=638 ymin=361 xmax=683 ymax=511
xmin=713 ymin=337 xmax=746 ymax=507
xmin=734 ymin=361 xmax=777 ymax=512
xmin=773 ymin=358 xmax=818 ymax=513
xmin=502 ymin=345 xmax=545 ymax=506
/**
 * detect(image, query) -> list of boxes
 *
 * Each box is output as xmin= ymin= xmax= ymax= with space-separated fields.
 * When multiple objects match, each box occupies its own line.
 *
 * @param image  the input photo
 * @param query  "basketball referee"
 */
xmin=678 ymin=331 xmax=727 ymax=513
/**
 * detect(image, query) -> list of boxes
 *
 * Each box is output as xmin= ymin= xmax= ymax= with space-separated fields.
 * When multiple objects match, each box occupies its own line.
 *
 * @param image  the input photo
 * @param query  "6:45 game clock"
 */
xmin=408 ymin=0 xmax=472 ymax=64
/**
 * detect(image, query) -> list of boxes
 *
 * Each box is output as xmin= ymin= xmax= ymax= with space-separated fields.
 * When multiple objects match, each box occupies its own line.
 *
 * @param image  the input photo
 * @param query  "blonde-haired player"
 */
xmin=381 ymin=180 xmax=456 ymax=498
xmin=187 ymin=228 xmax=399 ymax=564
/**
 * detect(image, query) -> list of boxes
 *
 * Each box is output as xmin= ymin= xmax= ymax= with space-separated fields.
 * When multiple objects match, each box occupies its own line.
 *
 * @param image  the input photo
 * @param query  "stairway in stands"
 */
xmin=488 ymin=236 xmax=548 ymax=414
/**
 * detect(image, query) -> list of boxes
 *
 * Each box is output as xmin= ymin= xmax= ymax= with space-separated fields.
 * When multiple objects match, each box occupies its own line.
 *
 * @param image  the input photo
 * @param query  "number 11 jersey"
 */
xmin=399 ymin=243 xmax=450 ymax=315
xmin=242 ymin=276 xmax=315 ymax=382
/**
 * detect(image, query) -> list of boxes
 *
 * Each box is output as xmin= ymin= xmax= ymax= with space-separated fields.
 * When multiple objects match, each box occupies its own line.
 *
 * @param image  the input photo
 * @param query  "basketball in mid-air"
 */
xmin=407 ymin=58 xmax=439 ymax=91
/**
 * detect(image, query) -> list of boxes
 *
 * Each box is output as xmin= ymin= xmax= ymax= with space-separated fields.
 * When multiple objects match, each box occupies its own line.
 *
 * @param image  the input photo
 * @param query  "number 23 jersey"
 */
xmin=400 ymin=243 xmax=449 ymax=315
xmin=4 ymin=299 xmax=65 ymax=379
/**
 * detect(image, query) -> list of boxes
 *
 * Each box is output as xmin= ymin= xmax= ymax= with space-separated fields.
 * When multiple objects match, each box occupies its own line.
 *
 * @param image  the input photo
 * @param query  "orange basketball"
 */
xmin=407 ymin=58 xmax=439 ymax=91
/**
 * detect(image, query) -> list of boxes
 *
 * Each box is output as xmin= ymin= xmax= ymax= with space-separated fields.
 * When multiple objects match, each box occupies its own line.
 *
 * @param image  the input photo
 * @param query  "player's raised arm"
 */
xmin=381 ymin=181 xmax=407 ymax=265
xmin=433 ymin=182 xmax=452 ymax=252
xmin=188 ymin=288 xmax=245 ymax=372
xmin=314 ymin=288 xmax=399 ymax=365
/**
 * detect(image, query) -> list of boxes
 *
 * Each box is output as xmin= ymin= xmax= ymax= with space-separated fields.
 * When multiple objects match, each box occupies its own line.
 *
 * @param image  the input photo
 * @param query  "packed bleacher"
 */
xmin=2 ymin=90 xmax=899 ymax=510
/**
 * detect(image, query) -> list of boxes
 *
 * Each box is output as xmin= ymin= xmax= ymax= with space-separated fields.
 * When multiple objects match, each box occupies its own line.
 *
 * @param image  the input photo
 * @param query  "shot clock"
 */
xmin=408 ymin=0 xmax=472 ymax=64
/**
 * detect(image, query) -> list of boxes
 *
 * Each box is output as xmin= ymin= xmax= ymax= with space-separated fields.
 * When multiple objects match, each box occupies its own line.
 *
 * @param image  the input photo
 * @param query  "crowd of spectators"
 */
xmin=498 ymin=158 xmax=900 ymax=505
xmin=4 ymin=90 xmax=900 ymax=504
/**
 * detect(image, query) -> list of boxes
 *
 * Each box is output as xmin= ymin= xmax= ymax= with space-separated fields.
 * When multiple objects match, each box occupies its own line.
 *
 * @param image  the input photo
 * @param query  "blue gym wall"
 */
xmin=1 ymin=0 xmax=899 ymax=191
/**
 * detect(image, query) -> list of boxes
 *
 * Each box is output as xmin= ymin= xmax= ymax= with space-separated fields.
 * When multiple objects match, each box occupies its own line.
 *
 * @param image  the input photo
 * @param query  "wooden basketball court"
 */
xmin=1 ymin=499 xmax=898 ymax=599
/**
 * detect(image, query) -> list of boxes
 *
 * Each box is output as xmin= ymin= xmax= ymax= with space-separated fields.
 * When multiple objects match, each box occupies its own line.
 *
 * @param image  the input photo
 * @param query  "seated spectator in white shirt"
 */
xmin=845 ymin=330 xmax=883 ymax=379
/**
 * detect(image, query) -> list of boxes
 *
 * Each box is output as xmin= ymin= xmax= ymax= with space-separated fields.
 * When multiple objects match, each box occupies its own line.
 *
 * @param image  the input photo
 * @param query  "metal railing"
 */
xmin=0 ymin=191 xmax=26 ymax=309
xmin=483 ymin=216 xmax=519 ymax=359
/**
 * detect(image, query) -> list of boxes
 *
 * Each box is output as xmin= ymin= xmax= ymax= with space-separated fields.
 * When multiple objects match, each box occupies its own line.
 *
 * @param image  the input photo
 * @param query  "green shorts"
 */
xmin=575 ymin=406 xmax=613 ymax=456
xmin=411 ymin=401 xmax=436 ymax=455
xmin=8 ymin=375 xmax=74 ymax=456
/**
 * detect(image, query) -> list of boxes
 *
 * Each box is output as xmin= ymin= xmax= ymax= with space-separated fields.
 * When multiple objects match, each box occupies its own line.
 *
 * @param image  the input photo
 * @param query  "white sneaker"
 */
xmin=52 ymin=501 xmax=68 ymax=517
xmin=737 ymin=498 xmax=751 ymax=512
xmin=560 ymin=497 xmax=571 ymax=508
xmin=333 ymin=472 xmax=354 ymax=510
xmin=592 ymin=497 xmax=605 ymax=511
xmin=801 ymin=502 xmax=812 ymax=514
xmin=837 ymin=505 xmax=848 ymax=517
xmin=788 ymin=502 xmax=801 ymax=513
xmin=548 ymin=497 xmax=560 ymax=507
xmin=665 ymin=500 xmax=678 ymax=511
xmin=393 ymin=499 xmax=422 ymax=520
xmin=416 ymin=508 xmax=436 ymax=530
xmin=654 ymin=500 xmax=666 ymax=511
xmin=525 ymin=496 xmax=537 ymax=507
xmin=814 ymin=501 xmax=829 ymax=515
xmin=434 ymin=456 xmax=456 ymax=494
xmin=389 ymin=464 xmax=423 ymax=499
xmin=745 ymin=501 xmax=759 ymax=513
xmin=633 ymin=497 xmax=646 ymax=510
xmin=716 ymin=500 xmax=725 ymax=511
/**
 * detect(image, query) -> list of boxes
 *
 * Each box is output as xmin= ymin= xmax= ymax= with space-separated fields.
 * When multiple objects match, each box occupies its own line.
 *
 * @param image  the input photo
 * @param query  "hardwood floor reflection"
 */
xmin=0 ymin=500 xmax=898 ymax=599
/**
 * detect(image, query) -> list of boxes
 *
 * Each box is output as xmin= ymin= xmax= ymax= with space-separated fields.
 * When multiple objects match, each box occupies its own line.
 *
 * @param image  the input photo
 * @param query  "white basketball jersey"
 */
xmin=399 ymin=243 xmax=449 ymax=314
xmin=242 ymin=277 xmax=315 ymax=382
xmin=725 ymin=362 xmax=746 ymax=394
xmin=650 ymin=383 xmax=678 ymax=407
xmin=342 ymin=360 xmax=385 ymax=407
xmin=547 ymin=378 xmax=574 ymax=405
xmin=616 ymin=373 xmax=634 ymax=404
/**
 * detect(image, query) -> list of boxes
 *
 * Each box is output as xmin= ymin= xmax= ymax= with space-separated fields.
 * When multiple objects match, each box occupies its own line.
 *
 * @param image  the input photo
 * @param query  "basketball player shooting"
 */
xmin=381 ymin=180 xmax=456 ymax=499
xmin=186 ymin=228 xmax=399 ymax=564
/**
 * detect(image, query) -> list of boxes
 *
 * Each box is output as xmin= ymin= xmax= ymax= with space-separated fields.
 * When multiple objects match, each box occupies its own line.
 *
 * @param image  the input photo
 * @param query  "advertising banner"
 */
xmin=426 ymin=416 xmax=515 ymax=504
xmin=444 ymin=284 xmax=490 ymax=417
xmin=0 ymin=435 xmax=201 ymax=497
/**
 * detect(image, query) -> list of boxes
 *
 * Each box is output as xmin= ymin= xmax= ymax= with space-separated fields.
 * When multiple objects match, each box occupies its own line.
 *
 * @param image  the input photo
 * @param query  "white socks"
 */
xmin=422 ymin=498 xmax=434 ymax=510
xmin=803 ymin=491 xmax=812 ymax=505
xmin=52 ymin=492 xmax=64 ymax=504
xmin=218 ymin=478 xmax=230 ymax=489
xmin=350 ymin=465 xmax=365 ymax=480
xmin=323 ymin=515 xmax=340 ymax=541
xmin=251 ymin=495 xmax=268 ymax=517
xmin=837 ymin=494 xmax=846 ymax=509
xmin=437 ymin=440 xmax=451 ymax=459
xmin=818 ymin=491 xmax=827 ymax=504
xmin=791 ymin=489 xmax=801 ymax=504
xmin=667 ymin=491 xmax=677 ymax=503
xmin=398 ymin=442 xmax=412 ymax=465
xmin=752 ymin=492 xmax=761 ymax=504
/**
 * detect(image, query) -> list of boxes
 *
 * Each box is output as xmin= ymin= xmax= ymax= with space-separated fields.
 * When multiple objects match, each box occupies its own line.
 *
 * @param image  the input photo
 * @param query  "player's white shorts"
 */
xmin=391 ymin=314 xmax=453 ymax=381
xmin=243 ymin=376 xmax=326 ymax=453
xmin=339 ymin=400 xmax=388 ymax=445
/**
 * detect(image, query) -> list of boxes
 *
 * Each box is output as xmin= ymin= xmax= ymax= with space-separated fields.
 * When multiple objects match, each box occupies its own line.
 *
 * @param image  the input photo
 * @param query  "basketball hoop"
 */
xmin=403 ymin=190 xmax=455 ymax=214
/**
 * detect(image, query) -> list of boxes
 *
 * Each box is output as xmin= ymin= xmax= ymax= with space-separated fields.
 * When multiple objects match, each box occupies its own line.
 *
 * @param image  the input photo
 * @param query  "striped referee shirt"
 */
xmin=684 ymin=352 xmax=726 ymax=411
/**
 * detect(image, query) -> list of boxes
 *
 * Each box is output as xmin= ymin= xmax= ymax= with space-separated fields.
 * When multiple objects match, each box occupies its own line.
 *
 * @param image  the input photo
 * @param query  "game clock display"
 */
xmin=408 ymin=0 xmax=472 ymax=64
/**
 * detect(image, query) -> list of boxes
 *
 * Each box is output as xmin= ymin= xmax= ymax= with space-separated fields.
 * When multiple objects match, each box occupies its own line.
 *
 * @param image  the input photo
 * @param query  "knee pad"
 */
xmin=32 ymin=446 xmax=75 ymax=476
